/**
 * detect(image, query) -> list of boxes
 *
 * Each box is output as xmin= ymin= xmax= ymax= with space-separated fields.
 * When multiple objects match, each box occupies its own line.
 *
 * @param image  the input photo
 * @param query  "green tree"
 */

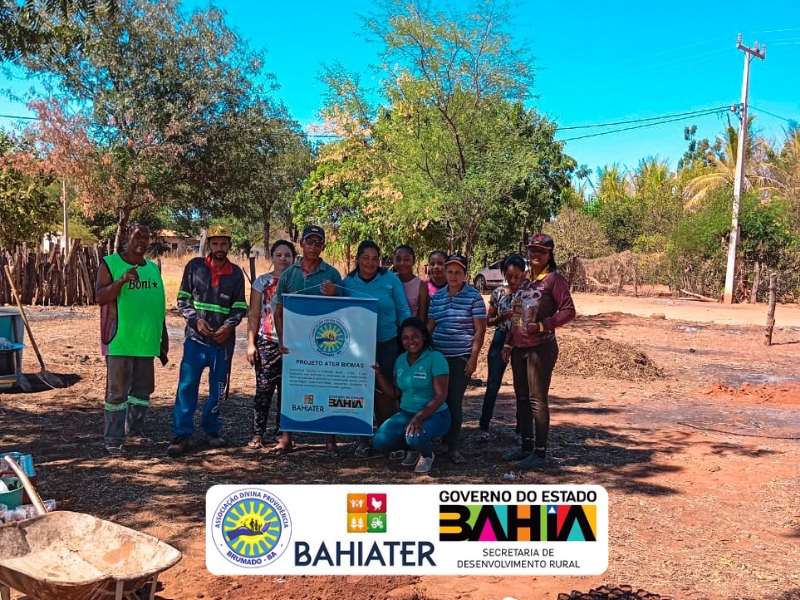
xmin=682 ymin=120 xmax=770 ymax=209
xmin=0 ymin=131 xmax=59 ymax=247
xmin=17 ymin=0 xmax=278 ymax=251
xmin=543 ymin=207 xmax=611 ymax=263
xmin=1 ymin=0 xmax=117 ymax=61
xmin=361 ymin=0 xmax=573 ymax=258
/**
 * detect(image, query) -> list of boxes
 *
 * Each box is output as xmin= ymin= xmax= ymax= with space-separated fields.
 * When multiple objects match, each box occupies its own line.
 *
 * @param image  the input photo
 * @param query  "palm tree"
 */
xmin=682 ymin=119 xmax=770 ymax=209
xmin=597 ymin=164 xmax=634 ymax=202
xmin=765 ymin=126 xmax=800 ymax=203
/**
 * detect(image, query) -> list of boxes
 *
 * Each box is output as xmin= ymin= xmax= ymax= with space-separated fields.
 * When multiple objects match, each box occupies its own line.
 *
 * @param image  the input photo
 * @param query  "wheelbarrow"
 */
xmin=0 ymin=455 xmax=181 ymax=600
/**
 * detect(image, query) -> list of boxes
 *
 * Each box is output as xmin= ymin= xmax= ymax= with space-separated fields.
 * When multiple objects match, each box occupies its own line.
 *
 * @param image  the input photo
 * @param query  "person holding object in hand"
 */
xmin=96 ymin=223 xmax=168 ymax=457
xmin=272 ymin=225 xmax=344 ymax=456
xmin=168 ymin=224 xmax=247 ymax=458
xmin=372 ymin=317 xmax=450 ymax=474
xmin=478 ymin=253 xmax=528 ymax=441
xmin=427 ymin=253 xmax=486 ymax=464
xmin=501 ymin=233 xmax=575 ymax=470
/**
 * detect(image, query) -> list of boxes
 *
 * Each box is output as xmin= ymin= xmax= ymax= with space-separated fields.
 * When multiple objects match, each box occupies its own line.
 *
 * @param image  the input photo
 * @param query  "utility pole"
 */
xmin=723 ymin=34 xmax=765 ymax=305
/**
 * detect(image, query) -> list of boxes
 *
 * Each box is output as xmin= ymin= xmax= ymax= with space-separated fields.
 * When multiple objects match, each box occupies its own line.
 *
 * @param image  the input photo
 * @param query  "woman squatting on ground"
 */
xmin=372 ymin=317 xmax=451 ymax=473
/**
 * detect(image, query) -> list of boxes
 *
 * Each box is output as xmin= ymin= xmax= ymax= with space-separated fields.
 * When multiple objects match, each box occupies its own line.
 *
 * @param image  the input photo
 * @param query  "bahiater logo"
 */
xmin=311 ymin=318 xmax=349 ymax=357
xmin=347 ymin=493 xmax=387 ymax=533
xmin=211 ymin=488 xmax=292 ymax=568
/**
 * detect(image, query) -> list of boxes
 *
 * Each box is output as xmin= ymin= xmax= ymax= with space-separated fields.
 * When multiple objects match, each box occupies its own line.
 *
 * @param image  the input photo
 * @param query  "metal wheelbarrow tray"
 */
xmin=0 ymin=511 xmax=181 ymax=600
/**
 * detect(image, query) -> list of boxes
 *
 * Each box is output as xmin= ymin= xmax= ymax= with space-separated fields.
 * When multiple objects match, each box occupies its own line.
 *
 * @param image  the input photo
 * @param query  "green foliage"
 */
xmin=0 ymin=131 xmax=59 ymax=247
xmin=17 ymin=0 xmax=285 ymax=252
xmin=666 ymin=189 xmax=796 ymax=296
xmin=301 ymin=0 xmax=576 ymax=263
xmin=594 ymin=159 xmax=683 ymax=253
xmin=543 ymin=207 xmax=612 ymax=262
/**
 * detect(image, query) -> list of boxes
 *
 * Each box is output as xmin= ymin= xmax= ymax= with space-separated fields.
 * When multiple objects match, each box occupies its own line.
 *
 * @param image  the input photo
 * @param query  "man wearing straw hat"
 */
xmin=167 ymin=224 xmax=247 ymax=458
xmin=96 ymin=223 xmax=168 ymax=457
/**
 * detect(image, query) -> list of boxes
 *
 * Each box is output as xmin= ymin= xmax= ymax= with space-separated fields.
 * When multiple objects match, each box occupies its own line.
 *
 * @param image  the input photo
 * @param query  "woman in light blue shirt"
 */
xmin=373 ymin=317 xmax=451 ymax=473
xmin=342 ymin=240 xmax=411 ymax=456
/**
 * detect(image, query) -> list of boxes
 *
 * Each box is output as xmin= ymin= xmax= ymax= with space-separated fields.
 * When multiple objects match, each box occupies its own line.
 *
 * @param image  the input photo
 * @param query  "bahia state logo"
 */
xmin=310 ymin=318 xmax=349 ymax=357
xmin=212 ymin=488 xmax=292 ymax=568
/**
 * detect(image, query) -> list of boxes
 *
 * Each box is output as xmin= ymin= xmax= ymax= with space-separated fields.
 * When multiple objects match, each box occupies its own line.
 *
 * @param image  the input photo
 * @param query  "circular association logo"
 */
xmin=212 ymin=488 xmax=292 ymax=568
xmin=310 ymin=318 xmax=349 ymax=357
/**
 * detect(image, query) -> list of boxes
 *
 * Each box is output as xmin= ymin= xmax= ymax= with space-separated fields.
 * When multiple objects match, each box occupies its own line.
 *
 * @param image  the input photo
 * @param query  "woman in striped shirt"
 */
xmin=427 ymin=253 xmax=487 ymax=464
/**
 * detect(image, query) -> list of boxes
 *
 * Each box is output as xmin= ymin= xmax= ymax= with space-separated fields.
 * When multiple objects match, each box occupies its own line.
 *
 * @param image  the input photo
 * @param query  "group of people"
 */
xmin=96 ymin=222 xmax=575 ymax=473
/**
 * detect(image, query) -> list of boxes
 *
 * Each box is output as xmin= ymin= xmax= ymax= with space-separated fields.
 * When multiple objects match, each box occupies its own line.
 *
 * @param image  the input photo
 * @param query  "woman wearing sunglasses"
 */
xmin=500 ymin=233 xmax=575 ymax=470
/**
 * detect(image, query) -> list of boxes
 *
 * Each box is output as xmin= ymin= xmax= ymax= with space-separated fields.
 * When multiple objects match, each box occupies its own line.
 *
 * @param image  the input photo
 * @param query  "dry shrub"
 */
xmin=555 ymin=335 xmax=663 ymax=381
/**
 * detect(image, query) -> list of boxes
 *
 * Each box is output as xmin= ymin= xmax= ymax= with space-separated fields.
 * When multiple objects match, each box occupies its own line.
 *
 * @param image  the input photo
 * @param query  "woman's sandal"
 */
xmin=325 ymin=444 xmax=342 ymax=458
xmin=268 ymin=443 xmax=294 ymax=456
xmin=244 ymin=436 xmax=264 ymax=452
xmin=354 ymin=442 xmax=372 ymax=458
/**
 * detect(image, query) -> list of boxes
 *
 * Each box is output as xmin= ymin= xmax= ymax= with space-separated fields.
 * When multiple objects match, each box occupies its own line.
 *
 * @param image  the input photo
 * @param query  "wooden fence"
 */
xmin=0 ymin=242 xmax=103 ymax=306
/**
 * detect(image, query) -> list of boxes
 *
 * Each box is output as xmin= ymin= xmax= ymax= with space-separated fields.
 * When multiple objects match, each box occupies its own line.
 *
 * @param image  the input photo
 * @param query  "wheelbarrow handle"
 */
xmin=3 ymin=454 xmax=47 ymax=516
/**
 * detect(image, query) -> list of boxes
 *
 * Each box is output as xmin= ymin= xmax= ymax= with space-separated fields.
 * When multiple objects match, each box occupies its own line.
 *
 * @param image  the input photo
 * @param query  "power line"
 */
xmin=558 ymin=106 xmax=731 ymax=131
xmin=0 ymin=113 xmax=36 ymax=120
xmin=558 ymin=107 xmax=730 ymax=142
xmin=750 ymin=105 xmax=796 ymax=123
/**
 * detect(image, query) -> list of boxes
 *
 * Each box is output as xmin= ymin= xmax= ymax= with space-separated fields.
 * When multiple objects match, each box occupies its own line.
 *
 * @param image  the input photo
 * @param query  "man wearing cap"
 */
xmin=167 ymin=224 xmax=247 ymax=457
xmin=426 ymin=253 xmax=487 ymax=464
xmin=272 ymin=225 xmax=343 ymax=455
xmin=95 ymin=223 xmax=168 ymax=457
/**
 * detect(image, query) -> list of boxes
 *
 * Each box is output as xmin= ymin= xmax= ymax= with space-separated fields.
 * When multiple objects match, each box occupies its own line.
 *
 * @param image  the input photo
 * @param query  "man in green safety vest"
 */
xmin=96 ymin=223 xmax=168 ymax=457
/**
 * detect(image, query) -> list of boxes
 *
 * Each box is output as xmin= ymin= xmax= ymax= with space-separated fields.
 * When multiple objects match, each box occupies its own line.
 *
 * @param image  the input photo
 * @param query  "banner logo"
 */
xmin=347 ymin=493 xmax=387 ymax=533
xmin=207 ymin=484 xmax=607 ymax=575
xmin=311 ymin=318 xmax=349 ymax=357
xmin=211 ymin=489 xmax=292 ymax=568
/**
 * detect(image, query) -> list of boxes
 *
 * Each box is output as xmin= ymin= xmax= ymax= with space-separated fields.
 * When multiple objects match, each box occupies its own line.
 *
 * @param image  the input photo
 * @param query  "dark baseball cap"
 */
xmin=444 ymin=253 xmax=469 ymax=270
xmin=302 ymin=225 xmax=325 ymax=242
xmin=526 ymin=233 xmax=555 ymax=250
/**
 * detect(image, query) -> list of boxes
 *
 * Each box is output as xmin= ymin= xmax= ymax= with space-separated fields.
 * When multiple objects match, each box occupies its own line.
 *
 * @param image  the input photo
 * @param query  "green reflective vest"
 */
xmin=102 ymin=254 xmax=166 ymax=357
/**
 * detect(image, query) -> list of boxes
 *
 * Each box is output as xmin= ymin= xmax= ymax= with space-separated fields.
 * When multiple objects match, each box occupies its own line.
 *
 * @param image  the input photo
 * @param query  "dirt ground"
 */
xmin=1 ymin=292 xmax=799 ymax=600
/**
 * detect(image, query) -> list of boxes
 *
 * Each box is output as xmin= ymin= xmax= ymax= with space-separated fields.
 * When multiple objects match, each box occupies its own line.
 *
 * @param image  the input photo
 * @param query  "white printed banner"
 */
xmin=206 ymin=485 xmax=608 ymax=576
xmin=280 ymin=294 xmax=377 ymax=436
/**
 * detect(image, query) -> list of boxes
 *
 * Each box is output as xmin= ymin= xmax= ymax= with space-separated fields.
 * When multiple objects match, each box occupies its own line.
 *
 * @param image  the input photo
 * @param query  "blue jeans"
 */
xmin=172 ymin=338 xmax=233 ymax=437
xmin=372 ymin=409 xmax=451 ymax=458
xmin=479 ymin=329 xmax=509 ymax=431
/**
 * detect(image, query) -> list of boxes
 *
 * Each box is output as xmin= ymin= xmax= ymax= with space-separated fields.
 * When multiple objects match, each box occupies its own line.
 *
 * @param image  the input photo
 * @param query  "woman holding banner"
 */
xmin=372 ymin=317 xmax=450 ymax=474
xmin=343 ymin=240 xmax=411 ymax=457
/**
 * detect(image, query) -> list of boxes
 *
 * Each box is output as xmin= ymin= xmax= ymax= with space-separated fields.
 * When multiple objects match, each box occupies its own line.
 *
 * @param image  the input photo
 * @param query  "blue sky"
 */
xmin=2 ymin=0 xmax=798 ymax=183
